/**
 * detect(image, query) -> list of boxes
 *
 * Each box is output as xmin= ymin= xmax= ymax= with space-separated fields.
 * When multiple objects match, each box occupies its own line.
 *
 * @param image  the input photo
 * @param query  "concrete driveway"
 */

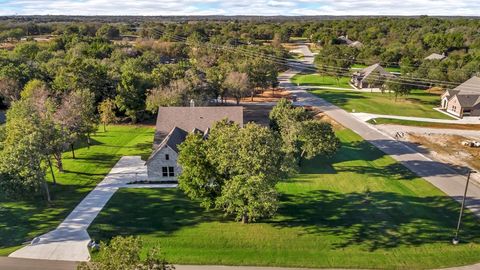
xmin=9 ymin=156 xmax=177 ymax=262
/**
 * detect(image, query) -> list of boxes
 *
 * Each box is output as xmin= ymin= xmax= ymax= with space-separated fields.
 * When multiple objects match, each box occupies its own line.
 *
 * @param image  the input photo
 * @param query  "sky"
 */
xmin=0 ymin=0 xmax=479 ymax=16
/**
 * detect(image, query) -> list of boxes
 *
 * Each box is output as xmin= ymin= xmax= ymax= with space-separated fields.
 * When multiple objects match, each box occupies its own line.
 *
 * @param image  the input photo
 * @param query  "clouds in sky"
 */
xmin=0 ymin=0 xmax=479 ymax=16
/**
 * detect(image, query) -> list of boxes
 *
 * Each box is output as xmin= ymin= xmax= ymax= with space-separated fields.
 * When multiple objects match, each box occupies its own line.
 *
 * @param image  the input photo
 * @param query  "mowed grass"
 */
xmin=368 ymin=118 xmax=480 ymax=130
xmin=88 ymin=129 xmax=480 ymax=269
xmin=0 ymin=125 xmax=154 ymax=255
xmin=291 ymin=74 xmax=353 ymax=89
xmin=309 ymin=88 xmax=453 ymax=119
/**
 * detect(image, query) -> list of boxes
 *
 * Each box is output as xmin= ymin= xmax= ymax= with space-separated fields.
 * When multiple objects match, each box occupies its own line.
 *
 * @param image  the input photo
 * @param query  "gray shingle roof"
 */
xmin=453 ymin=76 xmax=480 ymax=94
xmin=154 ymin=106 xmax=244 ymax=146
xmin=449 ymin=76 xmax=480 ymax=107
xmin=146 ymin=127 xmax=188 ymax=164
xmin=456 ymin=95 xmax=480 ymax=108
xmin=356 ymin=63 xmax=393 ymax=81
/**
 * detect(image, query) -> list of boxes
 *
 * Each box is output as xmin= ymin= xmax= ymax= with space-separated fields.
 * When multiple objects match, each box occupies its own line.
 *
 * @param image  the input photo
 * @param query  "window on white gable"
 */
xmin=165 ymin=154 xmax=169 ymax=160
xmin=162 ymin=167 xmax=168 ymax=177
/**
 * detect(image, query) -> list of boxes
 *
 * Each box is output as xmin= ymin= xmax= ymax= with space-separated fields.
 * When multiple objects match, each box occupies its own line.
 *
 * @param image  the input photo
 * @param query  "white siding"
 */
xmin=147 ymin=146 xmax=181 ymax=181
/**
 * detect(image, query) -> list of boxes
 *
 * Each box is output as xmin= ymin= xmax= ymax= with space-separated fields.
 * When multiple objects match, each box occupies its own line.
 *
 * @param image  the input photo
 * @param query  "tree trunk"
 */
xmin=55 ymin=153 xmax=64 ymax=173
xmin=250 ymin=90 xmax=255 ymax=102
xmin=87 ymin=135 xmax=91 ymax=149
xmin=236 ymin=97 xmax=240 ymax=105
xmin=241 ymin=214 xmax=248 ymax=224
xmin=71 ymin=144 xmax=75 ymax=159
xmin=103 ymin=122 xmax=106 ymax=132
xmin=47 ymin=156 xmax=56 ymax=185
xmin=43 ymin=180 xmax=51 ymax=202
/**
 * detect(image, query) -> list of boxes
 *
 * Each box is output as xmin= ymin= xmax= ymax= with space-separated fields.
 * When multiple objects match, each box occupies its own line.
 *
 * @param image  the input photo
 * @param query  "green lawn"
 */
xmin=309 ymin=88 xmax=453 ymax=119
xmin=88 ymin=129 xmax=480 ymax=269
xmin=0 ymin=125 xmax=154 ymax=255
xmin=291 ymin=74 xmax=353 ymax=89
xmin=368 ymin=118 xmax=480 ymax=130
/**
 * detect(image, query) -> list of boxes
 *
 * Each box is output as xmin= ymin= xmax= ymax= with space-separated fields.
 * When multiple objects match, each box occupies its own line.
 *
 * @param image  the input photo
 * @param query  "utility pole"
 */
xmin=452 ymin=170 xmax=477 ymax=245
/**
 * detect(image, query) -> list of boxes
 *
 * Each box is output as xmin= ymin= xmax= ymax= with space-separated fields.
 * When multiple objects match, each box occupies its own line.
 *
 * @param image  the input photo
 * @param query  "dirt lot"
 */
xmin=231 ymin=89 xmax=292 ymax=103
xmin=403 ymin=133 xmax=480 ymax=183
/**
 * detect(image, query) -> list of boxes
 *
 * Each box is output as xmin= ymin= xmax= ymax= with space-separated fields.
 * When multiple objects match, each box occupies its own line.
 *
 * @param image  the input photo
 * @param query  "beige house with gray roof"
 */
xmin=146 ymin=106 xmax=244 ymax=181
xmin=351 ymin=63 xmax=394 ymax=89
xmin=441 ymin=76 xmax=480 ymax=118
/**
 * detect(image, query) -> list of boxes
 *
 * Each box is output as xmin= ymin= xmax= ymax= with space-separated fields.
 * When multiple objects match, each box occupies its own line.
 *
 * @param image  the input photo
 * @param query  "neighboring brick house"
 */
xmin=441 ymin=76 xmax=480 ymax=118
xmin=351 ymin=63 xmax=393 ymax=89
xmin=146 ymin=106 xmax=244 ymax=181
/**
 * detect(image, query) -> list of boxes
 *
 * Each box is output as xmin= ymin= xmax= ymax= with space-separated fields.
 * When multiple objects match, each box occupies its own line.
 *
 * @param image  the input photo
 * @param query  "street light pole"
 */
xmin=452 ymin=170 xmax=477 ymax=245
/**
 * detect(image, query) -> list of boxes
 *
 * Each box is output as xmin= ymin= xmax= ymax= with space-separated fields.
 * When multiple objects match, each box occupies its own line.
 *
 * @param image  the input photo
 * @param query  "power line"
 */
xmin=139 ymin=28 xmax=479 ymax=91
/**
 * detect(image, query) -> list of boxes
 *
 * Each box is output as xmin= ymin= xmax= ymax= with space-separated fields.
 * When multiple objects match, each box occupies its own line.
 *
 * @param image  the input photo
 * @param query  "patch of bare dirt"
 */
xmin=405 ymin=133 xmax=480 ymax=182
xmin=234 ymin=89 xmax=292 ymax=103
xmin=313 ymin=111 xmax=346 ymax=131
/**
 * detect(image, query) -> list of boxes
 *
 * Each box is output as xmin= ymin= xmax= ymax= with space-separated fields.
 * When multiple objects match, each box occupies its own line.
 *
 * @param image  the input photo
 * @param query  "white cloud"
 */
xmin=0 ymin=0 xmax=479 ymax=16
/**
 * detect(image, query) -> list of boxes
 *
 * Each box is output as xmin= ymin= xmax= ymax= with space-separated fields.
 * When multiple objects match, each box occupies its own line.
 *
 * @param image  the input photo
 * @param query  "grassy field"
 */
xmin=88 ymin=129 xmax=480 ymax=269
xmin=309 ymin=88 xmax=453 ymax=119
xmin=0 ymin=125 xmax=154 ymax=255
xmin=291 ymin=74 xmax=353 ymax=89
xmin=368 ymin=118 xmax=480 ymax=130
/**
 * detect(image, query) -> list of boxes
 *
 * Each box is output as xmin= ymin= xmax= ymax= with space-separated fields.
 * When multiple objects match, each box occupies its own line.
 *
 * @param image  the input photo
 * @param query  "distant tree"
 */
xmin=96 ymin=25 xmax=120 ymax=40
xmin=98 ymin=99 xmax=117 ymax=132
xmin=271 ymin=33 xmax=283 ymax=48
xmin=115 ymin=59 xmax=154 ymax=122
xmin=385 ymin=77 xmax=413 ymax=101
xmin=314 ymin=45 xmax=356 ymax=84
xmin=55 ymin=89 xmax=97 ymax=158
xmin=77 ymin=236 xmax=174 ymax=270
xmin=0 ymin=77 xmax=21 ymax=105
xmin=22 ymin=83 xmax=69 ymax=177
xmin=223 ymin=71 xmax=250 ymax=104
xmin=145 ymin=79 xmax=188 ymax=112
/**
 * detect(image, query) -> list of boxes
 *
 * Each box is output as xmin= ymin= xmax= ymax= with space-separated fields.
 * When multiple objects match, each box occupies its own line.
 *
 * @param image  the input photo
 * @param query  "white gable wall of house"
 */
xmin=147 ymin=145 xmax=181 ymax=181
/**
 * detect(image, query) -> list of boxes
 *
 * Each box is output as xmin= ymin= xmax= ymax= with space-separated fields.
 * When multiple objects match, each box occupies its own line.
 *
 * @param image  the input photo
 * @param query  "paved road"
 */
xmin=9 ymin=156 xmax=177 ymax=261
xmin=0 ymin=257 xmax=77 ymax=270
xmin=1 ymin=258 xmax=479 ymax=270
xmin=282 ymin=45 xmax=480 ymax=218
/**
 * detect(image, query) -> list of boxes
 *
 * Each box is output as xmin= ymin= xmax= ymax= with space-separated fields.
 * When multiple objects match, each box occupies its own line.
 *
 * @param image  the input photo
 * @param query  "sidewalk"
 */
xmin=9 ymin=156 xmax=177 ymax=261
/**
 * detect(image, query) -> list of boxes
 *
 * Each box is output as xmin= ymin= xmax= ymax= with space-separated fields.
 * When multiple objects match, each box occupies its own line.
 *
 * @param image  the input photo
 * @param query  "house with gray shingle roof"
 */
xmin=441 ymin=76 xmax=480 ymax=118
xmin=146 ymin=106 xmax=243 ymax=181
xmin=351 ymin=63 xmax=394 ymax=89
